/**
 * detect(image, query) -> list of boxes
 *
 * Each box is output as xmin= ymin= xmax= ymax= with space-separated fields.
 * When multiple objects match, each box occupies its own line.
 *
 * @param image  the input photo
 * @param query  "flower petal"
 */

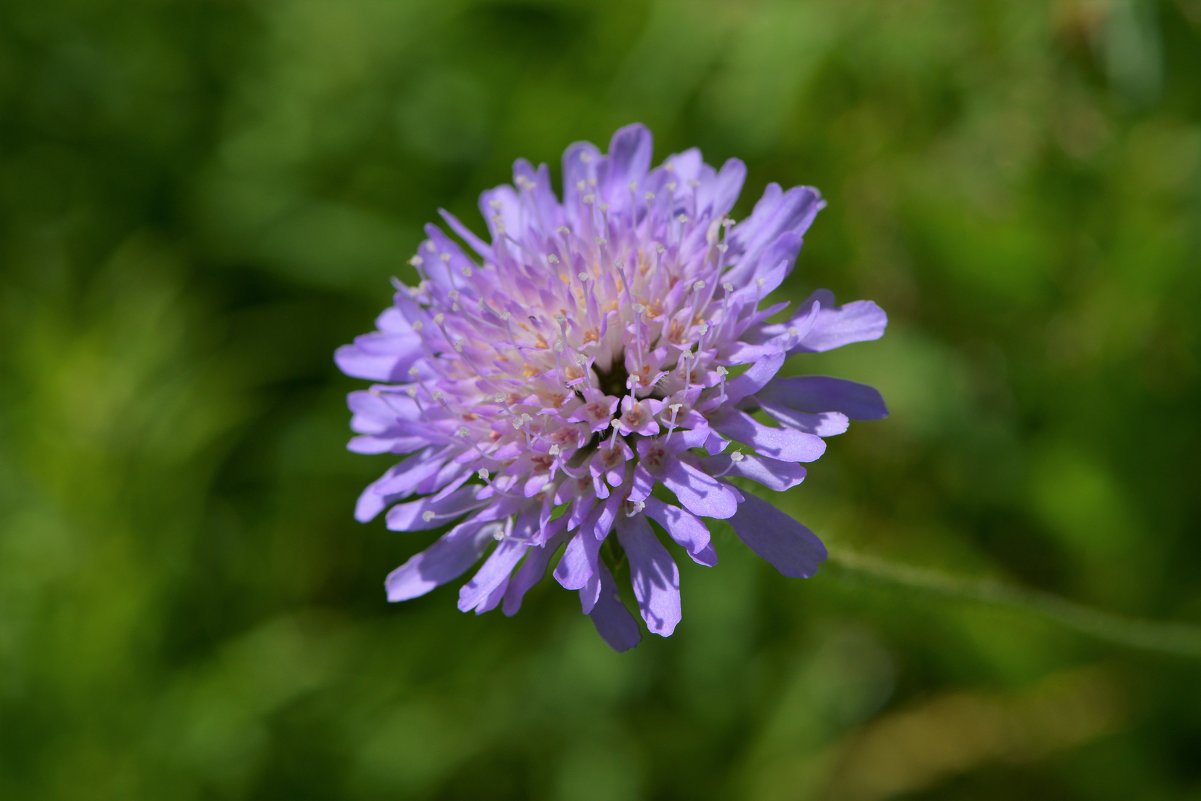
xmin=659 ymin=457 xmax=743 ymax=520
xmin=553 ymin=530 xmax=602 ymax=612
xmin=355 ymin=449 xmax=450 ymax=522
xmin=589 ymin=564 xmax=641 ymax=652
xmin=385 ymin=486 xmax=480 ymax=532
xmin=562 ymin=140 xmax=601 ymax=212
xmin=600 ymin=123 xmax=653 ymax=201
xmin=698 ymin=452 xmax=807 ymax=492
xmin=642 ymin=497 xmax=716 ymax=566
xmin=721 ymin=351 xmax=785 ymax=406
xmin=759 ymin=376 xmax=889 ymax=420
xmin=335 ymin=333 xmax=424 ymax=382
xmin=726 ymin=185 xmax=823 ymax=284
xmin=697 ymin=158 xmax=746 ymax=217
xmin=502 ymin=532 xmax=564 ymax=616
xmin=385 ymin=520 xmax=493 ymax=602
xmin=794 ymin=292 xmax=888 ymax=353
xmin=758 ymin=403 xmax=850 ymax=437
xmin=728 ymin=494 xmax=827 ymax=578
xmin=616 ymin=515 xmax=682 ymax=636
xmin=458 ymin=537 xmax=529 ymax=612
xmin=437 ymin=207 xmax=491 ymax=259
xmin=708 ymin=408 xmax=827 ymax=462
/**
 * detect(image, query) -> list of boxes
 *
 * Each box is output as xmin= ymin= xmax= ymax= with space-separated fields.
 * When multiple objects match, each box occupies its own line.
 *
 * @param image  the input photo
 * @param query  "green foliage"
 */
xmin=2 ymin=1 xmax=1199 ymax=799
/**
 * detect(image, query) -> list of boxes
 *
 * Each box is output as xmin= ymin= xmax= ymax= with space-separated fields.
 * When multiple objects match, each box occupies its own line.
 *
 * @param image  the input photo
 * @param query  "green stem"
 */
xmin=824 ymin=549 xmax=1201 ymax=660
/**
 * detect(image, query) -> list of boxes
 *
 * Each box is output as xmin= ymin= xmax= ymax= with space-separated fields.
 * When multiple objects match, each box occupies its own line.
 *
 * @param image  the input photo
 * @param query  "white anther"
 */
xmin=493 ymin=393 xmax=506 ymax=403
xmin=456 ymin=424 xmax=469 ymax=437
xmin=580 ymin=151 xmax=593 ymax=163
xmin=626 ymin=500 xmax=645 ymax=517
xmin=730 ymin=450 xmax=745 ymax=462
xmin=677 ymin=214 xmax=689 ymax=223
xmin=723 ymin=282 xmax=734 ymax=293
xmin=548 ymin=444 xmax=561 ymax=456
xmin=644 ymin=191 xmax=655 ymax=201
xmin=433 ymin=312 xmax=445 ymax=325
xmin=431 ymin=390 xmax=446 ymax=401
xmin=666 ymin=181 xmax=678 ymax=191
xmin=582 ymin=193 xmax=596 ymax=205
xmin=548 ymin=254 xmax=560 ymax=264
xmin=421 ymin=510 xmax=436 ymax=522
xmin=460 ymin=266 xmax=473 ymax=277
xmin=439 ymin=252 xmax=451 ymax=262
xmin=453 ymin=339 xmax=464 ymax=352
xmin=693 ymin=280 xmax=706 ymax=291
xmin=489 ymin=198 xmax=503 ymax=209
xmin=716 ymin=365 xmax=729 ymax=377
xmin=628 ymin=180 xmax=638 ymax=192
xmin=409 ymin=255 xmax=424 ymax=267
xmin=411 ymin=320 xmax=424 ymax=331
xmin=477 ymin=468 xmax=490 ymax=481
xmin=577 ymin=272 xmax=589 ymax=282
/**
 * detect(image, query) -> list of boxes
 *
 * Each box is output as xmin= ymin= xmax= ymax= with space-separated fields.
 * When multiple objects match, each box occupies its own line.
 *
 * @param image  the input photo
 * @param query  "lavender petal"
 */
xmin=729 ymin=494 xmax=827 ymax=579
xmin=616 ymin=516 xmax=682 ymax=636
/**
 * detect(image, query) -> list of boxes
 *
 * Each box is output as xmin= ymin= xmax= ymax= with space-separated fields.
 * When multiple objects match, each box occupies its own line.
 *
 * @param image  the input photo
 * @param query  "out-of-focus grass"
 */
xmin=2 ymin=1 xmax=1199 ymax=799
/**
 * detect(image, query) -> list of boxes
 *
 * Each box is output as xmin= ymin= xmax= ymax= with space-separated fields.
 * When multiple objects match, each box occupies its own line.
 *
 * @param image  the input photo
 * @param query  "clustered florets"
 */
xmin=337 ymin=124 xmax=887 ymax=650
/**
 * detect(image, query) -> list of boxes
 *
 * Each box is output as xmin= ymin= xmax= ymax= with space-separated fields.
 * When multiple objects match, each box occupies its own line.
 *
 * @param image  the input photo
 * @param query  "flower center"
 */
xmin=594 ymin=356 xmax=629 ymax=397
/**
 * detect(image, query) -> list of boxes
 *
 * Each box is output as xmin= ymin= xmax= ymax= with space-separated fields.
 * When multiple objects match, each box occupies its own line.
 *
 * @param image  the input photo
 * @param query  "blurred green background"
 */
xmin=3 ymin=0 xmax=1200 ymax=798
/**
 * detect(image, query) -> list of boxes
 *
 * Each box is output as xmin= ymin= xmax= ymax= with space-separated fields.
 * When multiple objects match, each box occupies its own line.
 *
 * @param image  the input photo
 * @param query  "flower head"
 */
xmin=337 ymin=124 xmax=887 ymax=650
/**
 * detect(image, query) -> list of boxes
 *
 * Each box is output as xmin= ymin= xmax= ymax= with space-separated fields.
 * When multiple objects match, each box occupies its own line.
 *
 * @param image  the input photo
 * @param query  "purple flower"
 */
xmin=337 ymin=124 xmax=887 ymax=650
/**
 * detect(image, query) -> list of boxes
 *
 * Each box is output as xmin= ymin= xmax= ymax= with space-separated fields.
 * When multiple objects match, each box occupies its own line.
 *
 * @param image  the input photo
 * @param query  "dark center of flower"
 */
xmin=594 ymin=356 xmax=629 ymax=397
